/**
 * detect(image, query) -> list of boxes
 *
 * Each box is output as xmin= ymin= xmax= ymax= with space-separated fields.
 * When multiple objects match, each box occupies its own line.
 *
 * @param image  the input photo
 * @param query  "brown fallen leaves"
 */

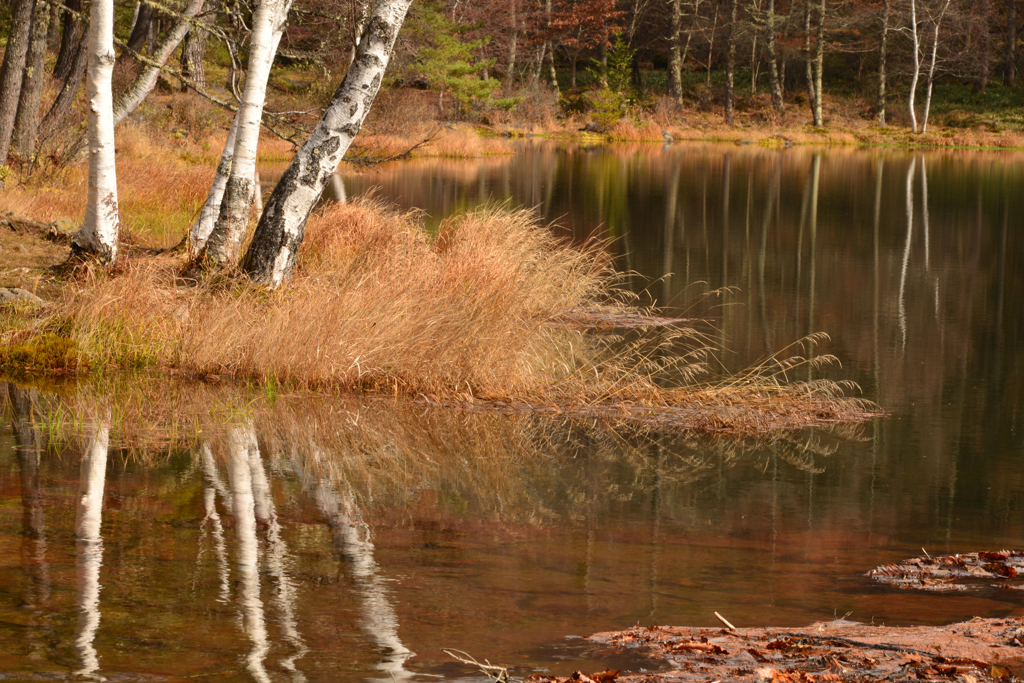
xmin=587 ymin=620 xmax=1024 ymax=683
xmin=869 ymin=550 xmax=1024 ymax=592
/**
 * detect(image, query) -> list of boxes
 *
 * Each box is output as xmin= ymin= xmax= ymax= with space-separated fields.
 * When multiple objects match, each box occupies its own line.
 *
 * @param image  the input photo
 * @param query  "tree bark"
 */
xmin=812 ymin=0 xmax=824 ymax=126
xmin=241 ymin=0 xmax=414 ymax=288
xmin=13 ymin=0 xmax=51 ymax=159
xmin=668 ymin=0 xmax=684 ymax=103
xmin=878 ymin=0 xmax=889 ymax=126
xmin=125 ymin=1 xmax=156 ymax=58
xmin=181 ymin=18 xmax=208 ymax=90
xmin=908 ymin=0 xmax=921 ymax=133
xmin=200 ymin=0 xmax=293 ymax=264
xmin=766 ymin=0 xmax=785 ymax=115
xmin=111 ymin=0 xmax=207 ymax=126
xmin=0 ymin=0 xmax=37 ymax=164
xmin=804 ymin=0 xmax=816 ymax=119
xmin=921 ymin=0 xmax=951 ymax=134
xmin=724 ymin=0 xmax=737 ymax=124
xmin=72 ymin=0 xmax=120 ymax=264
xmin=1004 ymin=0 xmax=1017 ymax=85
xmin=52 ymin=0 xmax=83 ymax=81
xmin=40 ymin=27 xmax=89 ymax=138
xmin=974 ymin=0 xmax=991 ymax=92
xmin=507 ymin=0 xmax=517 ymax=80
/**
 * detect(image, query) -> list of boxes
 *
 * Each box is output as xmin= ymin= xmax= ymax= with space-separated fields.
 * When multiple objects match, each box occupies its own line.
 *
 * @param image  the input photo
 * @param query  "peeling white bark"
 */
xmin=242 ymin=0 xmax=413 ymax=287
xmin=201 ymin=0 xmax=293 ymax=264
xmin=908 ymin=0 xmax=921 ymax=133
xmin=73 ymin=0 xmax=119 ymax=264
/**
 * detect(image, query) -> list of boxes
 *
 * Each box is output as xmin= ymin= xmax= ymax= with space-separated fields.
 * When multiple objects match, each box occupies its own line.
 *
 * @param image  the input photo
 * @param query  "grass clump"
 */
xmin=0 ymin=333 xmax=82 ymax=375
xmin=10 ymin=198 xmax=879 ymax=433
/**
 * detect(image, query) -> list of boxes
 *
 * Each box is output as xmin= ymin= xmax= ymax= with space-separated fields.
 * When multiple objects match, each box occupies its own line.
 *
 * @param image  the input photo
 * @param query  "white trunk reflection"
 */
xmin=294 ymin=451 xmax=415 ymax=680
xmin=226 ymin=427 xmax=271 ymax=683
xmin=199 ymin=442 xmax=231 ymax=603
xmin=74 ymin=425 xmax=108 ymax=680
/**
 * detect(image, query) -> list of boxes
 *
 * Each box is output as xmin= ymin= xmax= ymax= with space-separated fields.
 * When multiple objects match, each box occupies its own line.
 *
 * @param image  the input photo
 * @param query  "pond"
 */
xmin=2 ymin=143 xmax=1022 ymax=681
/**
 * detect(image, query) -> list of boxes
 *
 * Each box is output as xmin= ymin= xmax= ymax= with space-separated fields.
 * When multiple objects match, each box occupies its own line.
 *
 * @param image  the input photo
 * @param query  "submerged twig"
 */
xmin=443 ymin=648 xmax=513 ymax=683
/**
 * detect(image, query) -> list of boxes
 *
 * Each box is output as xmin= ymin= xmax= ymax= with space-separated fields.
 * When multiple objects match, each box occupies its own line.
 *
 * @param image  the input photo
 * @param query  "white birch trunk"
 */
xmin=908 ymin=0 xmax=921 ymax=134
xmin=242 ymin=0 xmax=413 ymax=287
xmin=112 ymin=0 xmax=207 ymax=127
xmin=190 ymin=114 xmax=240 ymax=253
xmin=74 ymin=425 xmax=108 ymax=679
xmin=72 ymin=0 xmax=119 ymax=264
xmin=201 ymin=0 xmax=293 ymax=265
xmin=199 ymin=442 xmax=232 ymax=603
xmin=921 ymin=0 xmax=950 ymax=134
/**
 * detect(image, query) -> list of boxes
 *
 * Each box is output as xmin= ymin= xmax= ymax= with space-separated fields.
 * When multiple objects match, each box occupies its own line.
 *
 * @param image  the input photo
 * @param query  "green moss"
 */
xmin=0 ymin=333 xmax=83 ymax=375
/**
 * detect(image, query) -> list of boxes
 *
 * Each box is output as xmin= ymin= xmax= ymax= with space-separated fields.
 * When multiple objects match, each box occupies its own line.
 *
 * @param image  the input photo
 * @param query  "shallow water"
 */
xmin=2 ymin=144 xmax=1023 ymax=681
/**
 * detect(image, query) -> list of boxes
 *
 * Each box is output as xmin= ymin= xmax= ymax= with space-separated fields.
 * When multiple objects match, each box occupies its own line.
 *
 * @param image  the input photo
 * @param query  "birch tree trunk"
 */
xmin=921 ymin=0 xmax=951 ymax=134
xmin=668 ymin=0 xmax=684 ymax=104
xmin=112 ymin=0 xmax=207 ymax=126
xmin=508 ymin=0 xmax=518 ymax=80
xmin=1004 ymin=0 xmax=1017 ymax=85
xmin=242 ymin=0 xmax=414 ymax=287
xmin=12 ymin=0 xmax=51 ymax=160
xmin=0 ymin=0 xmax=36 ymax=163
xmin=804 ymin=0 xmax=816 ymax=120
xmin=724 ymin=0 xmax=737 ymax=125
xmin=74 ymin=425 xmax=108 ymax=680
xmin=878 ymin=0 xmax=889 ymax=125
xmin=72 ymin=0 xmax=120 ymax=264
xmin=812 ymin=0 xmax=825 ymax=126
xmin=908 ymin=0 xmax=921 ymax=133
xmin=766 ymin=0 xmax=785 ymax=115
xmin=200 ymin=0 xmax=293 ymax=265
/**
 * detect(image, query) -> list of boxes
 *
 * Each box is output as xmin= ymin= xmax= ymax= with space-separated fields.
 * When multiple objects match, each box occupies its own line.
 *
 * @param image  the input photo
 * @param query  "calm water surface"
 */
xmin=2 ymin=144 xmax=1022 ymax=681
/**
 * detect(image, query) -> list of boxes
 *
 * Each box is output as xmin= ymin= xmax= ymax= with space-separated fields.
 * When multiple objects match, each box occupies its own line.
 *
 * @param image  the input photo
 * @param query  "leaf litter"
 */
xmin=868 ymin=550 xmax=1024 ymax=592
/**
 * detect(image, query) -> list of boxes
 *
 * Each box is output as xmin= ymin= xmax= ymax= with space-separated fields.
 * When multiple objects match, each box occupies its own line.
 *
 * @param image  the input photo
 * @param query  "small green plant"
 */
xmin=0 ymin=333 xmax=82 ymax=375
xmin=578 ymin=35 xmax=639 ymax=127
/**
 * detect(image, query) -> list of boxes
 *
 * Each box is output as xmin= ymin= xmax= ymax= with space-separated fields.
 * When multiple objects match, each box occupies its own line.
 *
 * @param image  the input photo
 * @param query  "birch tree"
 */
xmin=241 ymin=0 xmax=415 ymax=287
xmin=920 ymin=0 xmax=952 ymax=133
xmin=190 ymin=0 xmax=294 ymax=258
xmin=908 ymin=0 xmax=921 ymax=132
xmin=765 ymin=0 xmax=785 ymax=115
xmin=72 ymin=0 xmax=120 ymax=264
xmin=878 ymin=0 xmax=890 ymax=125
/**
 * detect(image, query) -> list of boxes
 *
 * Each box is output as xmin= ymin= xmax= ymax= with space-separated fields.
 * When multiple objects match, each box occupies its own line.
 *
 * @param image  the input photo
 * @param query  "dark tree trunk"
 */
xmin=1005 ymin=0 xmax=1017 ymax=85
xmin=40 ymin=28 xmax=89 ymax=138
xmin=180 ymin=21 xmax=208 ymax=90
xmin=0 ymin=0 xmax=37 ymax=163
xmin=725 ymin=0 xmax=737 ymax=124
xmin=13 ymin=0 xmax=51 ymax=159
xmin=766 ymin=0 xmax=785 ymax=115
xmin=125 ymin=2 xmax=156 ymax=57
xmin=974 ymin=0 xmax=992 ymax=92
xmin=52 ymin=0 xmax=82 ymax=81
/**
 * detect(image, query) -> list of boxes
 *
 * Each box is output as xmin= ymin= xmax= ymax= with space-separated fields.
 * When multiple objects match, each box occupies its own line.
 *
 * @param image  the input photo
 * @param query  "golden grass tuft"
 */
xmin=4 ymin=198 xmax=880 ymax=433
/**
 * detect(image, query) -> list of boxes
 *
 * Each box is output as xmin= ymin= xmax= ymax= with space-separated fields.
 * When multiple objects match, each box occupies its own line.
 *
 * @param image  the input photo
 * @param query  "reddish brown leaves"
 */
xmin=525 ymin=670 xmax=621 ymax=683
xmin=868 ymin=549 xmax=1024 ymax=592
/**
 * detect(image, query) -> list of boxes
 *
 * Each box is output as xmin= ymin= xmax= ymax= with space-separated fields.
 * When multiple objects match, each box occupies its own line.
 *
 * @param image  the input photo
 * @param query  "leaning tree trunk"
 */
xmin=724 ymin=0 xmax=737 ymax=124
xmin=13 ymin=0 xmax=52 ymax=159
xmin=53 ymin=0 xmax=83 ymax=80
xmin=72 ymin=0 xmax=120 ymax=264
xmin=878 ymin=0 xmax=889 ymax=126
xmin=112 ymin=0 xmax=207 ymax=125
xmin=241 ymin=0 xmax=414 ymax=288
xmin=668 ymin=0 xmax=684 ymax=104
xmin=40 ymin=28 xmax=89 ymax=138
xmin=766 ymin=0 xmax=785 ymax=115
xmin=193 ymin=0 xmax=292 ymax=259
xmin=0 ymin=0 xmax=37 ymax=163
xmin=1004 ymin=0 xmax=1017 ymax=85
xmin=124 ymin=1 xmax=156 ymax=58
xmin=908 ymin=0 xmax=921 ymax=133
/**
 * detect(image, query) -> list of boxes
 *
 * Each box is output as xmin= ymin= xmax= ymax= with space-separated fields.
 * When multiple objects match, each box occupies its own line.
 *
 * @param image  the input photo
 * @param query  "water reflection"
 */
xmin=74 ymin=423 xmax=108 ymax=680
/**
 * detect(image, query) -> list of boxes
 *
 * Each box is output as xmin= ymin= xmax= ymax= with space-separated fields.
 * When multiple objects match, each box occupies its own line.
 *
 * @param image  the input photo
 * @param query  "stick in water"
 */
xmin=715 ymin=612 xmax=737 ymax=631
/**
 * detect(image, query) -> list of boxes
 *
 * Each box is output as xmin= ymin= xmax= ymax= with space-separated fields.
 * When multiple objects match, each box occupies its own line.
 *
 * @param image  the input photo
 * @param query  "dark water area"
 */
xmin=2 ymin=144 xmax=1022 ymax=681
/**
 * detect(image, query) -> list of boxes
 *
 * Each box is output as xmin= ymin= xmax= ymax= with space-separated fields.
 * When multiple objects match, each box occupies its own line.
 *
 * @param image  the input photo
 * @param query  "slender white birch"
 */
xmin=74 ymin=425 xmax=108 ymax=679
xmin=242 ymin=0 xmax=414 ymax=287
xmin=112 ymin=0 xmax=207 ymax=126
xmin=921 ymin=0 xmax=952 ymax=134
xmin=908 ymin=0 xmax=921 ymax=133
xmin=72 ymin=0 xmax=119 ymax=264
xmin=199 ymin=442 xmax=232 ymax=603
xmin=191 ymin=0 xmax=292 ymax=256
xmin=201 ymin=0 xmax=293 ymax=265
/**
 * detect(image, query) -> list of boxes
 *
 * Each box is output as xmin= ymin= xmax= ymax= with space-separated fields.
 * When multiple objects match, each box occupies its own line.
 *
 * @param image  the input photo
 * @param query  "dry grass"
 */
xmin=3 ymin=197 xmax=880 ymax=434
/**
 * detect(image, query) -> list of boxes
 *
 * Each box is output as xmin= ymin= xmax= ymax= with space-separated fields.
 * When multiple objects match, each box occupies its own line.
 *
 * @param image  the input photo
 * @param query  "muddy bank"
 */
xmin=582 ymin=618 xmax=1024 ymax=683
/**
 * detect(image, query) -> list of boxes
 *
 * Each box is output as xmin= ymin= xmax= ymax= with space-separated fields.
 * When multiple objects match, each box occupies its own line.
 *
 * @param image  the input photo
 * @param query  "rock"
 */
xmin=0 ymin=287 xmax=46 ymax=305
xmin=580 ymin=121 xmax=605 ymax=134
xmin=45 ymin=218 xmax=77 ymax=243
